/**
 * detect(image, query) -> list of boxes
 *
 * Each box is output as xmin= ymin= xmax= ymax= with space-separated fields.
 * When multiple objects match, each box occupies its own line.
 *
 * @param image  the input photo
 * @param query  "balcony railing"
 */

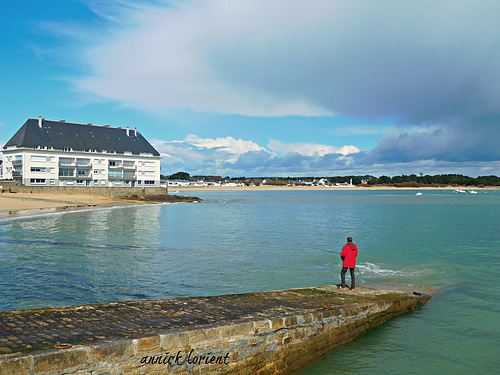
xmin=12 ymin=171 xmax=22 ymax=177
xmin=12 ymin=160 xmax=23 ymax=166
xmin=123 ymin=163 xmax=136 ymax=170
xmin=77 ymin=173 xmax=92 ymax=178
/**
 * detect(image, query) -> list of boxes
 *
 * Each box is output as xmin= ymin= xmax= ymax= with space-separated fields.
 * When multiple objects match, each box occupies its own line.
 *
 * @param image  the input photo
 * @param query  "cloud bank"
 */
xmin=71 ymin=0 xmax=500 ymax=174
xmin=153 ymin=135 xmax=499 ymax=177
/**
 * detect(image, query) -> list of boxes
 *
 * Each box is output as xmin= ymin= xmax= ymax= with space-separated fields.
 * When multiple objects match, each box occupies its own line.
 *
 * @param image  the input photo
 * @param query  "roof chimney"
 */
xmin=134 ymin=127 xmax=137 ymax=136
xmin=126 ymin=126 xmax=130 ymax=136
xmin=38 ymin=116 xmax=42 ymax=128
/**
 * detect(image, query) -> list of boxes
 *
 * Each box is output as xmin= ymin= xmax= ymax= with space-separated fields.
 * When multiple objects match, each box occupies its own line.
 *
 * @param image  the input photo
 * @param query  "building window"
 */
xmin=138 ymin=181 xmax=142 ymax=185
xmin=145 ymin=180 xmax=155 ymax=185
xmin=31 ymin=155 xmax=47 ymax=162
xmin=77 ymin=169 xmax=87 ymax=176
xmin=50 ymin=179 xmax=55 ymax=185
xmin=30 ymin=178 xmax=46 ymax=184
xmin=63 ymin=147 xmax=72 ymax=152
xmin=109 ymin=161 xmax=117 ymax=167
xmin=30 ymin=167 xmax=46 ymax=172
xmin=59 ymin=168 xmax=74 ymax=177
xmin=108 ymin=170 xmax=122 ymax=178
xmin=76 ymin=180 xmax=84 ymax=184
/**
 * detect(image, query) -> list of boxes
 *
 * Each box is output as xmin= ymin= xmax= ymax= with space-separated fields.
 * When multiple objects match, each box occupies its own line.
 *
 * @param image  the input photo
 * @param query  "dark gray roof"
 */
xmin=3 ymin=118 xmax=160 ymax=156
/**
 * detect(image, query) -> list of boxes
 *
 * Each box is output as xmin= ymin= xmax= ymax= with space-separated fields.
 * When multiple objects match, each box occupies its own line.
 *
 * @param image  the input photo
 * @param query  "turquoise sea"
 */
xmin=0 ymin=190 xmax=499 ymax=374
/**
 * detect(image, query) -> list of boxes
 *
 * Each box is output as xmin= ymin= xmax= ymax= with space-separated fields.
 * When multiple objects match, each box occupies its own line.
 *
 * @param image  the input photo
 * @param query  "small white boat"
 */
xmin=469 ymin=190 xmax=478 ymax=194
xmin=454 ymin=189 xmax=467 ymax=193
xmin=416 ymin=192 xmax=423 ymax=196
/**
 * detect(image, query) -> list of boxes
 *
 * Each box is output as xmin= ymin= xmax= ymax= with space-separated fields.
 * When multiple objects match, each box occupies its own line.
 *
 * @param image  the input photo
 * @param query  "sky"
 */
xmin=1 ymin=0 xmax=499 ymax=178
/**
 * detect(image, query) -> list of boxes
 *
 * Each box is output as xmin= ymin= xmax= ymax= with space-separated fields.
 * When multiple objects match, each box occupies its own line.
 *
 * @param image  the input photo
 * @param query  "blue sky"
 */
xmin=1 ymin=0 xmax=499 ymax=177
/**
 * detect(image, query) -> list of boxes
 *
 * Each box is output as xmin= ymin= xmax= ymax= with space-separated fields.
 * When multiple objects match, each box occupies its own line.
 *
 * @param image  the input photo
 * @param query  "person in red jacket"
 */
xmin=338 ymin=237 xmax=358 ymax=290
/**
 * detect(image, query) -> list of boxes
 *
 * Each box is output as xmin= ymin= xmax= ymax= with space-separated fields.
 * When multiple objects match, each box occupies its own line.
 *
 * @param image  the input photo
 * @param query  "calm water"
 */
xmin=0 ymin=190 xmax=499 ymax=374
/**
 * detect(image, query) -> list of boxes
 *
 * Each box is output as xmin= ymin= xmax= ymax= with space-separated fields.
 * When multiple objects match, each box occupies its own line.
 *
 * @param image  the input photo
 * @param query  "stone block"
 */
xmin=270 ymin=317 xmax=285 ymax=331
xmin=297 ymin=313 xmax=313 ymax=325
xmin=116 ymin=362 xmax=143 ymax=375
xmin=0 ymin=355 xmax=32 ymax=375
xmin=136 ymin=336 xmax=161 ymax=355
xmin=88 ymin=340 xmax=134 ymax=363
xmin=161 ymin=331 xmax=189 ymax=350
xmin=284 ymin=316 xmax=298 ymax=328
xmin=220 ymin=322 xmax=254 ymax=339
xmin=253 ymin=319 xmax=272 ymax=334
xmin=189 ymin=327 xmax=221 ymax=346
xmin=33 ymin=347 xmax=88 ymax=373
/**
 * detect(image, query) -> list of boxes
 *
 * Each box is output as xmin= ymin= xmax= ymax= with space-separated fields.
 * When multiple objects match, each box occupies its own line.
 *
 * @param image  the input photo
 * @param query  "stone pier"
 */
xmin=0 ymin=285 xmax=432 ymax=374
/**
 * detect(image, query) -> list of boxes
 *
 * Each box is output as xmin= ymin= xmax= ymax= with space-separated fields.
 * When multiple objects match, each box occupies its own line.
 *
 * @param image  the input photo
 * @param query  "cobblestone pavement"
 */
xmin=0 ymin=285 xmax=422 ymax=355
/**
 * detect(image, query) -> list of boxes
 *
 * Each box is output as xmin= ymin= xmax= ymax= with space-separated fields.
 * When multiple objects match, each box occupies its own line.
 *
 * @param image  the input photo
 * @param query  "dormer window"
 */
xmin=82 ymin=148 xmax=91 ymax=153
xmin=63 ymin=147 xmax=72 ymax=152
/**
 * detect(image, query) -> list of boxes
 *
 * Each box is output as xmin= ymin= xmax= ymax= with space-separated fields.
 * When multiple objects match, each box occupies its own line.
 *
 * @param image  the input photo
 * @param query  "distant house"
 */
xmin=1 ymin=117 xmax=161 ymax=187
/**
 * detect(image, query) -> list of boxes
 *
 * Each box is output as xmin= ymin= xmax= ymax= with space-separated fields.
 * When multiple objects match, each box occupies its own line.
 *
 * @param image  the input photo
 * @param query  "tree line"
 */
xmin=162 ymin=172 xmax=500 ymax=187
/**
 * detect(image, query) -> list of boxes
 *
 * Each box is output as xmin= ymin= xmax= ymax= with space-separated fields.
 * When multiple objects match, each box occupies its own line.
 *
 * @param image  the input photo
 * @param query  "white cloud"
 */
xmin=152 ymin=135 xmax=272 ymax=175
xmin=76 ymin=0 xmax=332 ymax=116
xmin=153 ymin=135 xmax=369 ymax=176
xmin=74 ymin=0 xmax=500 ymax=121
xmin=268 ymin=139 xmax=359 ymax=157
xmin=184 ymin=134 xmax=266 ymax=159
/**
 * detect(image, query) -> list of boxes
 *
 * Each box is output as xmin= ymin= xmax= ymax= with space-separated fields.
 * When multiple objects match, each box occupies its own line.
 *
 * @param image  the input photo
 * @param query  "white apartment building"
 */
xmin=2 ymin=117 xmax=161 ymax=187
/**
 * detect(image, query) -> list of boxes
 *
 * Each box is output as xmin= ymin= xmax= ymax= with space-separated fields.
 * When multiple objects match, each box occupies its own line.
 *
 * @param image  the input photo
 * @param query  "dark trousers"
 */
xmin=341 ymin=267 xmax=355 ymax=288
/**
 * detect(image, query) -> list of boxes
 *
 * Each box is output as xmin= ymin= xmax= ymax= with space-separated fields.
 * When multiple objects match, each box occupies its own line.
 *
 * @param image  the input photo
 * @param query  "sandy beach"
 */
xmin=0 ymin=193 xmax=144 ymax=219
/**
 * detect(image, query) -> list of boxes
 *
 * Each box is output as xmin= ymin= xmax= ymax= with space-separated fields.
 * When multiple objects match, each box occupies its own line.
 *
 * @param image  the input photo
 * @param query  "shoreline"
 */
xmin=170 ymin=185 xmax=499 ymax=192
xmin=0 ymin=193 xmax=149 ymax=220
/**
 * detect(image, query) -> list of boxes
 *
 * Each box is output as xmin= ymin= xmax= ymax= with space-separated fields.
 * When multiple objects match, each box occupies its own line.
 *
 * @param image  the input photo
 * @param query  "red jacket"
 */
xmin=341 ymin=242 xmax=358 ymax=268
